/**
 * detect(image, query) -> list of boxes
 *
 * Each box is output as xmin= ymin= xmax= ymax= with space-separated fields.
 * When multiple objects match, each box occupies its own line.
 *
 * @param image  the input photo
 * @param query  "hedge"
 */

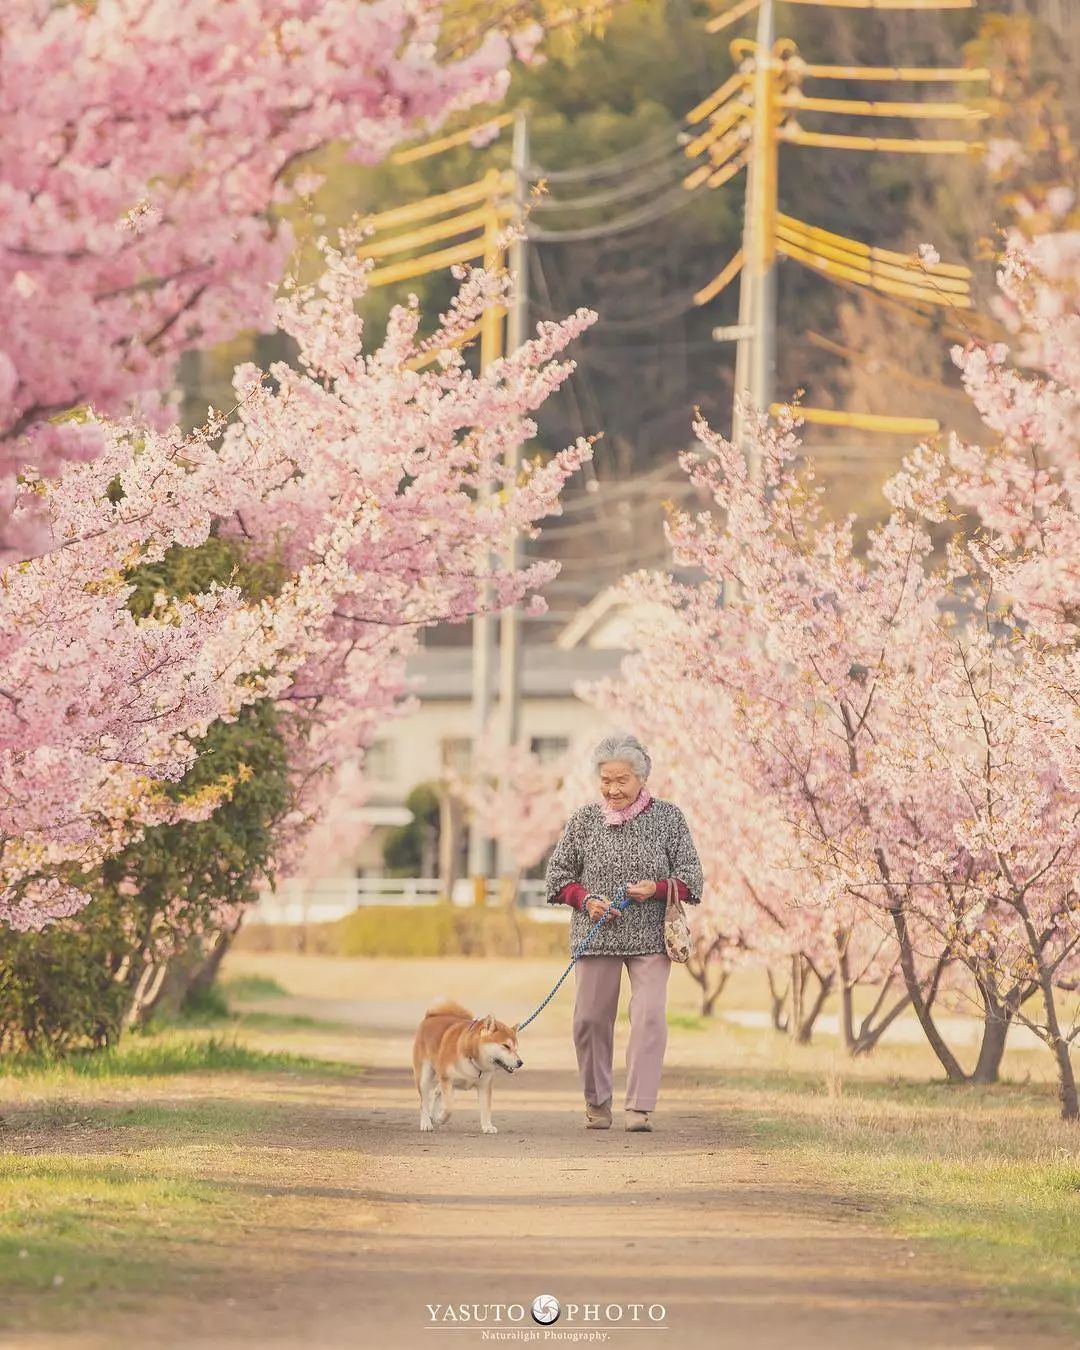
xmin=235 ymin=904 xmax=570 ymax=959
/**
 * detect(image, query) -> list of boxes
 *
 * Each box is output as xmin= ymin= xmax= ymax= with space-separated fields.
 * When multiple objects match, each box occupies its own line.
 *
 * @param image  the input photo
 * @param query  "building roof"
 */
xmin=405 ymin=643 xmax=627 ymax=701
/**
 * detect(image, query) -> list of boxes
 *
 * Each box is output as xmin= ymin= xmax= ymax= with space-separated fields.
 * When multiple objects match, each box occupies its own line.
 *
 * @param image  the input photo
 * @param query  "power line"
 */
xmin=528 ymin=182 xmax=702 ymax=243
xmin=532 ymin=121 xmax=687 ymax=183
xmin=529 ymin=286 xmax=705 ymax=331
xmin=531 ymin=148 xmax=689 ymax=214
xmin=531 ymin=246 xmax=601 ymax=495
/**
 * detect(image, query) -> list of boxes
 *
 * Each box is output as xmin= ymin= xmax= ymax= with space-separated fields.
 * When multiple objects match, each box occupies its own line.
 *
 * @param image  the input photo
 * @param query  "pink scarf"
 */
xmin=600 ymin=784 xmax=652 ymax=827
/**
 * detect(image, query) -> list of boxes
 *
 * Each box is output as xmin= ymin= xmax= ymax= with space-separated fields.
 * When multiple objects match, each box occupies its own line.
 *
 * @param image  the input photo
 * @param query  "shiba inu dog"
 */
xmin=412 ymin=999 xmax=524 ymax=1134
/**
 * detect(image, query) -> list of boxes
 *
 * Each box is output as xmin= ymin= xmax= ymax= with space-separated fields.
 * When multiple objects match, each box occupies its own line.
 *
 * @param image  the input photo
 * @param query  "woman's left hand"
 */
xmin=625 ymin=880 xmax=657 ymax=902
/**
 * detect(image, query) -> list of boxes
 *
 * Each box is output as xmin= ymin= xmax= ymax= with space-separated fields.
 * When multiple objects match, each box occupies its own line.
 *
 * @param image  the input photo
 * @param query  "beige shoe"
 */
xmin=585 ymin=1097 xmax=612 ymax=1129
xmin=625 ymin=1109 xmax=653 ymax=1132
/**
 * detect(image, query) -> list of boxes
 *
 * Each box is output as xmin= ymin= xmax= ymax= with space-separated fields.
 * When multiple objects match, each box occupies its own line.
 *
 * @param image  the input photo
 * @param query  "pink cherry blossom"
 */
xmin=592 ymin=234 xmax=1080 ymax=1113
xmin=1 ymin=232 xmax=596 ymax=932
xmin=0 ymin=1 xmax=517 ymax=483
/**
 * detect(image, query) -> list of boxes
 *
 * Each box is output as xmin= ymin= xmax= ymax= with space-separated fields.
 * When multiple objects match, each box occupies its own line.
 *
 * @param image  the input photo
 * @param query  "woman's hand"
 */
xmin=625 ymin=880 xmax=658 ymax=902
xmin=585 ymin=895 xmax=618 ymax=922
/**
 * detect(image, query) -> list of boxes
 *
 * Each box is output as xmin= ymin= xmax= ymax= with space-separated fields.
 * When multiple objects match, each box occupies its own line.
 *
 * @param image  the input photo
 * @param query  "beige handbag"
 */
xmin=663 ymin=876 xmax=692 ymax=963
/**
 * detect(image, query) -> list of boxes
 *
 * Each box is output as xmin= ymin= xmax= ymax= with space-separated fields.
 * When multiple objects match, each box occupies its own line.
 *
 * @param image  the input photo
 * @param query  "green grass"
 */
xmin=231 ymin=1009 xmax=357 ymax=1032
xmin=709 ymin=1047 xmax=1080 ymax=1329
xmin=0 ymin=1030 xmax=348 ymax=1081
xmin=0 ymin=1154 xmax=222 ymax=1304
xmin=0 ymin=1025 xmax=358 ymax=1323
xmin=222 ymin=972 xmax=289 ymax=1000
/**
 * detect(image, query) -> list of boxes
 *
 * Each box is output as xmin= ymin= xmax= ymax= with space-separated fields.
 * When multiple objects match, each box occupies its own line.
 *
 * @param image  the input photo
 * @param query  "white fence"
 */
xmin=247 ymin=875 xmax=561 ymax=926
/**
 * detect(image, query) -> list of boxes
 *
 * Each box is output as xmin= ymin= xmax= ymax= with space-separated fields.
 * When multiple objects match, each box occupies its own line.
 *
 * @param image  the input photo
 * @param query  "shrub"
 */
xmin=0 ymin=922 xmax=129 ymax=1055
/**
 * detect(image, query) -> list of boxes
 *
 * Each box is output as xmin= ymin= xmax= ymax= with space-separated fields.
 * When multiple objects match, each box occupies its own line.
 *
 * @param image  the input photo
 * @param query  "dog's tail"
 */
xmin=424 ymin=997 xmax=473 ymax=1020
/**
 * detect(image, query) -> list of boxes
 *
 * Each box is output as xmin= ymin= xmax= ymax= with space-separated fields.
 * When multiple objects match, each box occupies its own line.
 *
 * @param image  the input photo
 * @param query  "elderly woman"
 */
xmin=545 ymin=732 xmax=704 ymax=1133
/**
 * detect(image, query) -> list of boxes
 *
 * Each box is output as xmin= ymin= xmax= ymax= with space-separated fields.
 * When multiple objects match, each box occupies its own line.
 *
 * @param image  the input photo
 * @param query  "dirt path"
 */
xmin=11 ymin=956 xmax=1073 ymax=1350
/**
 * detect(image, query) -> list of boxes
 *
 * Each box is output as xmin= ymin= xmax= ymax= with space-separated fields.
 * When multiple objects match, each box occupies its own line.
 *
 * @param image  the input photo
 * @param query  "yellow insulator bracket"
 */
xmin=366 ymin=238 xmax=487 ymax=289
xmin=780 ymin=93 xmax=989 ymax=121
xmin=391 ymin=113 xmax=515 ymax=165
xmin=800 ymin=63 xmax=991 ymax=83
xmin=780 ymin=126 xmax=984 ymax=155
xmin=784 ymin=0 xmax=973 ymax=9
xmin=777 ymin=213 xmax=972 ymax=279
xmin=404 ymin=311 xmax=508 ymax=371
xmin=778 ymin=238 xmax=974 ymax=308
xmin=706 ymin=154 xmax=750 ymax=189
xmin=776 ymin=218 xmax=973 ymax=294
xmin=771 ymin=406 xmax=941 ymax=435
xmin=686 ymin=72 xmax=750 ymax=126
xmin=778 ymin=232 xmax=972 ymax=296
xmin=359 ymin=205 xmax=509 ymax=262
xmin=694 ymin=251 xmax=744 ymax=306
xmin=705 ymin=0 xmax=763 ymax=36
xmin=684 ymin=101 xmax=752 ymax=158
xmin=362 ymin=173 xmax=514 ymax=235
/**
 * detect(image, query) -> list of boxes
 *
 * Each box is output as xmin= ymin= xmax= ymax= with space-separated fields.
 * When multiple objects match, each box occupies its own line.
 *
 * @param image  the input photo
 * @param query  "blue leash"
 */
xmin=516 ymin=885 xmax=632 ymax=1032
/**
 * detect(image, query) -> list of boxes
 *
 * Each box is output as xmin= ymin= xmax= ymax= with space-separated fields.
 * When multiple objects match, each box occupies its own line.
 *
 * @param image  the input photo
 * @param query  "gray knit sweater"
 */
xmin=544 ymin=799 xmax=704 ymax=957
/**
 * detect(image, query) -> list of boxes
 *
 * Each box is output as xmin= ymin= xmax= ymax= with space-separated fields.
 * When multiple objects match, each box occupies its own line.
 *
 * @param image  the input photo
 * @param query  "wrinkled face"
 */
xmin=599 ymin=759 xmax=643 ymax=810
xmin=480 ymin=1021 xmax=524 ymax=1073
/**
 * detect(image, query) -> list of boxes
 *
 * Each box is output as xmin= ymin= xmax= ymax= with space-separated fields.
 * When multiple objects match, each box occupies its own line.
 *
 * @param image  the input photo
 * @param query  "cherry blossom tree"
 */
xmin=882 ymin=229 xmax=1080 ymax=1118
xmin=592 ymin=227 xmax=1080 ymax=1117
xmin=592 ymin=408 xmax=1010 ymax=1079
xmin=0 ymin=0 xmax=540 ymax=490
xmin=588 ymin=612 xmax=909 ymax=1039
xmin=1 ymin=231 xmax=596 ymax=939
xmin=220 ymin=232 xmax=595 ymax=876
xmin=0 ymin=409 xmax=341 ymax=931
xmin=448 ymin=729 xmax=596 ymax=908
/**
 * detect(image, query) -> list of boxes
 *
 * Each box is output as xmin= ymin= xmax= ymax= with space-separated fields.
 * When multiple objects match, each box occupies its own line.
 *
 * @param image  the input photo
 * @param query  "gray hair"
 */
xmin=592 ymin=732 xmax=651 ymax=780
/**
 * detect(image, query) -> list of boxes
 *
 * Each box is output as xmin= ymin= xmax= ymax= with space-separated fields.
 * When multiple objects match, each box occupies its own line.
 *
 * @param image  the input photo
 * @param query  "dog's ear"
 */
xmin=482 ymin=1013 xmax=496 ymax=1031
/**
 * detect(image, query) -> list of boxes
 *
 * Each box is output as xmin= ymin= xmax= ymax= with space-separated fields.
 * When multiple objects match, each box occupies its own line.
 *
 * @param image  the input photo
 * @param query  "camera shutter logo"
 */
xmin=531 ymin=1295 xmax=560 ymax=1325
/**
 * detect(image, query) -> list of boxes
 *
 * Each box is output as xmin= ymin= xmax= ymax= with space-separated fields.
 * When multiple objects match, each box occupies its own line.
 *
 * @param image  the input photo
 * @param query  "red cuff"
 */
xmin=653 ymin=879 xmax=688 ymax=902
xmin=558 ymin=883 xmax=589 ymax=911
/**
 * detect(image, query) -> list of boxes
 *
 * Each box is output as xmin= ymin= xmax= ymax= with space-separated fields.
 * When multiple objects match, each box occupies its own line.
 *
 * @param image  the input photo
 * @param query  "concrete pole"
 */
xmin=496 ymin=109 xmax=529 ymax=885
xmin=467 ymin=170 xmax=505 ymax=885
xmin=732 ymin=0 xmax=777 ymax=484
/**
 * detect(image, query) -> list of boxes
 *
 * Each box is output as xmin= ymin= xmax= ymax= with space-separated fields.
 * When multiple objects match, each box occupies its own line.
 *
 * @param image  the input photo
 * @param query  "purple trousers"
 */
xmin=572 ymin=953 xmax=672 ymax=1112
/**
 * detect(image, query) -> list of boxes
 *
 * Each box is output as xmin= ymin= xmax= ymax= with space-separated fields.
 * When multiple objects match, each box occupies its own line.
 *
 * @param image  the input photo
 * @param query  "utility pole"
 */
xmin=496 ymin=109 xmax=530 ymax=884
xmin=467 ymin=168 xmax=506 ymax=887
xmin=732 ymin=0 xmax=777 ymax=483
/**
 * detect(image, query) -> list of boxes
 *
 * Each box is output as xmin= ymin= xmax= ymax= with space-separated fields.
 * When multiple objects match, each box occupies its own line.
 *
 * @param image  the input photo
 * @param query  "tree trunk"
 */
xmin=847 ymin=989 xmax=912 ymax=1056
xmin=838 ymin=953 xmax=913 ymax=1058
xmin=838 ymin=945 xmax=856 ymax=1053
xmin=135 ymin=923 xmax=240 ymax=1025
xmin=766 ymin=967 xmax=789 ymax=1033
xmin=1052 ymin=1034 xmax=1079 ymax=1122
xmin=185 ymin=928 xmax=235 ymax=1002
xmin=789 ymin=954 xmax=805 ymax=1040
xmin=1028 ymin=930 xmax=1079 ymax=1119
xmin=701 ymin=971 xmax=729 ymax=1017
xmin=878 ymin=853 xmax=968 ymax=1083
xmin=970 ymin=1005 xmax=1011 ymax=1085
xmin=125 ymin=958 xmax=171 ymax=1026
xmin=1038 ymin=971 xmax=1080 ymax=1120
xmin=1011 ymin=899 xmax=1079 ymax=1121
xmin=795 ymin=966 xmax=833 ymax=1045
xmin=438 ymin=789 xmax=464 ymax=898
xmin=500 ymin=871 xmax=523 ymax=958
xmin=686 ymin=936 xmax=730 ymax=1017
